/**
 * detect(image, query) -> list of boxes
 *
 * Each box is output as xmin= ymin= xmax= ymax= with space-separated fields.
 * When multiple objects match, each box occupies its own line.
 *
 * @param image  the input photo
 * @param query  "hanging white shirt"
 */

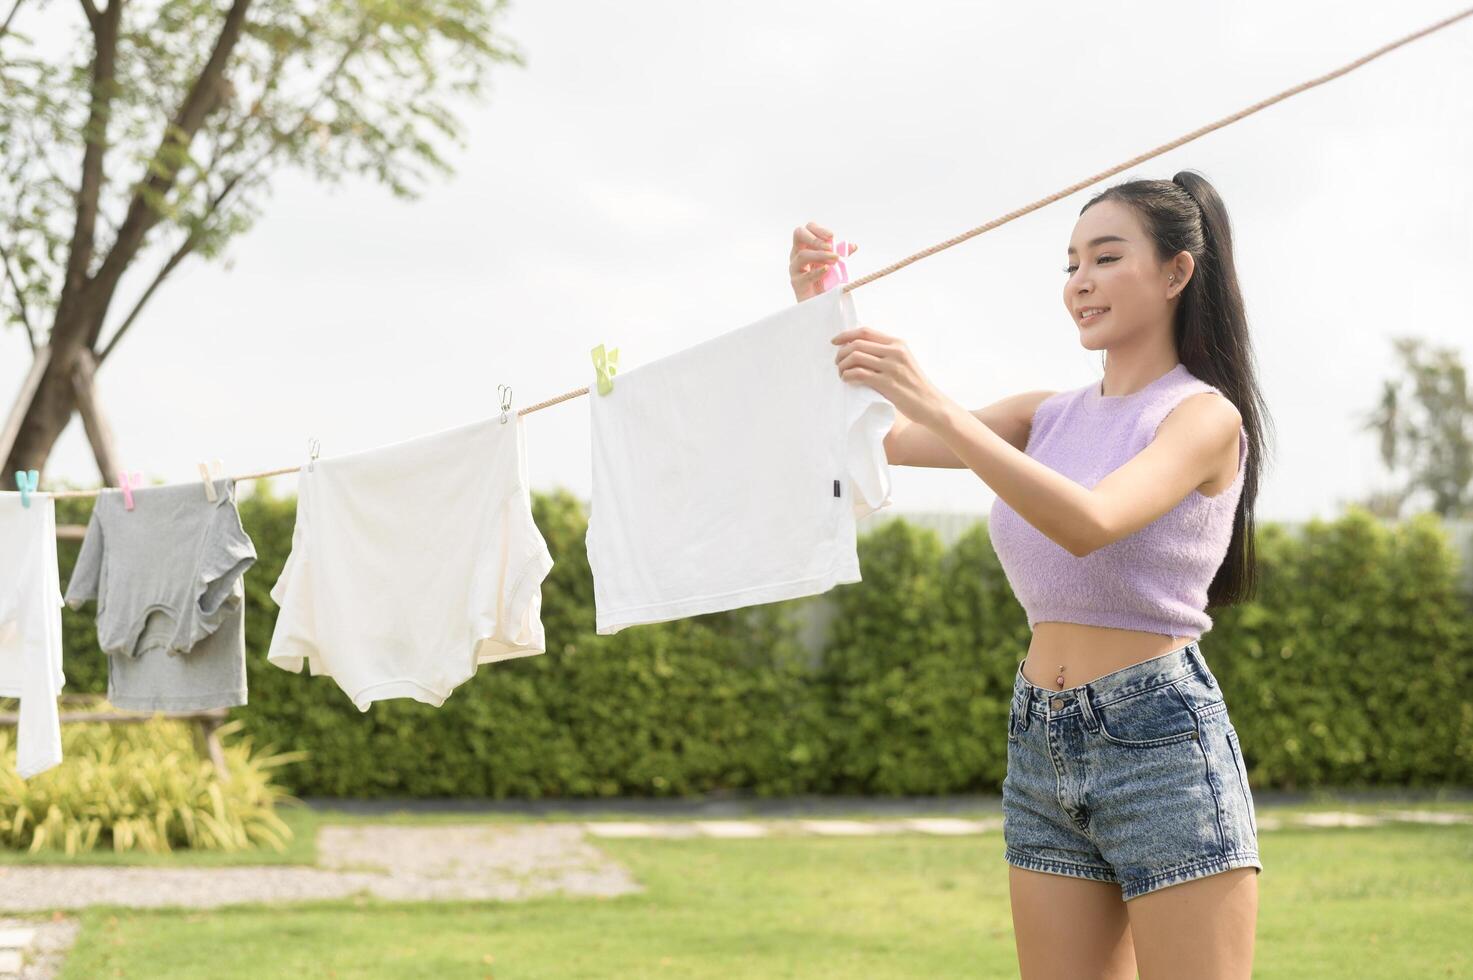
xmin=586 ymin=286 xmax=896 ymax=634
xmin=0 ymin=492 xmax=66 ymax=779
xmin=267 ymin=414 xmax=556 ymax=711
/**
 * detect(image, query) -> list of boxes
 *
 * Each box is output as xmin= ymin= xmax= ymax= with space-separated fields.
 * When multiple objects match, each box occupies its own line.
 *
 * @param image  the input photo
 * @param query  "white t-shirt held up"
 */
xmin=586 ymin=286 xmax=896 ymax=634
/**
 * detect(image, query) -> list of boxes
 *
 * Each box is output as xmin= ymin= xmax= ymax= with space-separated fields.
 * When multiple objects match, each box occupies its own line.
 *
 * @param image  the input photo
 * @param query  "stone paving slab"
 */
xmin=1293 ymin=811 xmax=1385 ymax=828
xmin=0 ymin=917 xmax=81 ymax=980
xmin=582 ymin=821 xmax=700 ymax=839
xmin=1381 ymin=808 xmax=1473 ymax=825
xmin=797 ymin=819 xmax=893 ymax=836
xmin=691 ymin=820 xmax=770 ymax=839
xmin=905 ymin=818 xmax=1002 ymax=835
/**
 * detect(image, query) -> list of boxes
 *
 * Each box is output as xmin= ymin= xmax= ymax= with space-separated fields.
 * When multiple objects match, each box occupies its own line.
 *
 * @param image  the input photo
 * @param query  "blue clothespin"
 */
xmin=14 ymin=469 xmax=39 ymax=508
xmin=591 ymin=344 xmax=619 ymax=395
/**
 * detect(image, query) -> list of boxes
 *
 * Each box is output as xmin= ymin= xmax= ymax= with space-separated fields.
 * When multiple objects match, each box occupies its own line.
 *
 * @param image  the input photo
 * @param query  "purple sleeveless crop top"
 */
xmin=987 ymin=361 xmax=1248 ymax=639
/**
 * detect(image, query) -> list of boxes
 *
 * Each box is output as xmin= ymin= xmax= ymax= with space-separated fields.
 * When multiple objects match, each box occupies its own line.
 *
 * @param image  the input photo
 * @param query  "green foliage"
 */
xmin=1203 ymin=506 xmax=1473 ymax=789
xmin=0 ymin=0 xmax=524 ymax=336
xmin=1358 ymin=337 xmax=1473 ymax=519
xmin=0 ymin=715 xmax=304 ymax=854
xmin=48 ymin=489 xmax=1473 ymax=800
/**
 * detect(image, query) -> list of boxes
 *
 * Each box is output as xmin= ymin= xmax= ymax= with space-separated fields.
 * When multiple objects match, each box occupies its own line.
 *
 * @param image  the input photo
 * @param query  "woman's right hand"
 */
xmin=790 ymin=221 xmax=858 ymax=302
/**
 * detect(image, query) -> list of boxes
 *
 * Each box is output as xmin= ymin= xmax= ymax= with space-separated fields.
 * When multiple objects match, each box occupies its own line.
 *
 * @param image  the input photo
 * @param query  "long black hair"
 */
xmin=1080 ymin=171 xmax=1271 ymax=607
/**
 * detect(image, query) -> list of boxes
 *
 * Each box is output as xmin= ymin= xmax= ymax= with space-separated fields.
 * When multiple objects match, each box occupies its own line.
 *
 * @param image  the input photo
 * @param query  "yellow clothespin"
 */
xmin=197 ymin=458 xmax=224 ymax=501
xmin=591 ymin=343 xmax=619 ymax=396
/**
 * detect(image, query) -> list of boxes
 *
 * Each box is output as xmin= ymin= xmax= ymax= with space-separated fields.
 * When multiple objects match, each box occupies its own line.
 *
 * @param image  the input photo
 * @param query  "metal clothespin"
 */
xmin=497 ymin=384 xmax=515 ymax=424
xmin=118 ymin=469 xmax=142 ymax=511
xmin=197 ymin=458 xmax=224 ymax=501
xmin=819 ymin=238 xmax=853 ymax=293
xmin=591 ymin=343 xmax=619 ymax=395
xmin=307 ymin=437 xmax=320 ymax=473
xmin=14 ymin=469 xmax=38 ymax=509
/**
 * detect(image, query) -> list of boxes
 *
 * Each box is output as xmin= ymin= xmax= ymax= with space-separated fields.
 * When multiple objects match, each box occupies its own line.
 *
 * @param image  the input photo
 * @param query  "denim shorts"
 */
xmin=1001 ymin=639 xmax=1262 ymax=901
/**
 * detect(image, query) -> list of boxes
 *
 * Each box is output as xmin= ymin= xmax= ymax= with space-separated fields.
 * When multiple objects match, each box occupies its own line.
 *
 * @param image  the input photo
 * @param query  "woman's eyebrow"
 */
xmin=1067 ymin=234 xmax=1129 ymax=255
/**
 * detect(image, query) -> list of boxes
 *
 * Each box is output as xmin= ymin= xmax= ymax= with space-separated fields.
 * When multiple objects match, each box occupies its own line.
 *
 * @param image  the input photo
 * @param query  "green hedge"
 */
xmin=51 ymin=489 xmax=1473 ymax=798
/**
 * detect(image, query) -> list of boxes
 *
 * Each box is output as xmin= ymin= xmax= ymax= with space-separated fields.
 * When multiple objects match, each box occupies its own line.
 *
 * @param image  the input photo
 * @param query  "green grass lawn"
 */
xmin=36 ymin=811 xmax=1473 ymax=979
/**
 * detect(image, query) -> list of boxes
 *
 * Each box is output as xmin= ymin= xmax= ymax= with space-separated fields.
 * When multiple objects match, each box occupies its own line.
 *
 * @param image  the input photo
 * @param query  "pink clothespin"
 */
xmin=819 ymin=238 xmax=853 ymax=293
xmin=118 ymin=469 xmax=143 ymax=511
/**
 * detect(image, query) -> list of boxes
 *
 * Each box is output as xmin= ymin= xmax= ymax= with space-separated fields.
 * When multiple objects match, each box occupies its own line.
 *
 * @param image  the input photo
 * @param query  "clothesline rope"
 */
xmin=36 ymin=4 xmax=1473 ymax=502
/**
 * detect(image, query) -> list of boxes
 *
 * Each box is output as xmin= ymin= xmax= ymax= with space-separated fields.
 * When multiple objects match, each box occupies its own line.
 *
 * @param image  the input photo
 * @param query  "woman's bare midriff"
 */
xmin=1020 ymin=621 xmax=1199 ymax=690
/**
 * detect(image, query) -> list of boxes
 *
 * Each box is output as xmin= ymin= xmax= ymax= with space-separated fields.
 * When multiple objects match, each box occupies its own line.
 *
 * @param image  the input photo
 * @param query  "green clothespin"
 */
xmin=591 ymin=343 xmax=620 ymax=395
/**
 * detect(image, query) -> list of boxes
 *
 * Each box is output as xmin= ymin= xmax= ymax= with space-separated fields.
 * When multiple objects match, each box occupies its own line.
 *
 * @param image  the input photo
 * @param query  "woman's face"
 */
xmin=1061 ymin=199 xmax=1186 ymax=352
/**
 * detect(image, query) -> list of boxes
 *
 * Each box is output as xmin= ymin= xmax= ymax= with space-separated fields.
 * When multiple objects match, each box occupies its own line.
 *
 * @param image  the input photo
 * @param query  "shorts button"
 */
xmin=1050 ymin=698 xmax=1065 ymax=710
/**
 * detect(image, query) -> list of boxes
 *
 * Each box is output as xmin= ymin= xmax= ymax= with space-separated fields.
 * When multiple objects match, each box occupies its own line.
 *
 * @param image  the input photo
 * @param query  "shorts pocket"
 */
xmin=1225 ymin=727 xmax=1257 ymax=836
xmin=1093 ymin=682 xmax=1199 ymax=748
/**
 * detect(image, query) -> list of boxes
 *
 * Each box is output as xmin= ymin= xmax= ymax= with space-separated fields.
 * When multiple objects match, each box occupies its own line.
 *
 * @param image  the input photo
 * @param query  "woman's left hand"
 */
xmin=832 ymin=325 xmax=955 ymax=428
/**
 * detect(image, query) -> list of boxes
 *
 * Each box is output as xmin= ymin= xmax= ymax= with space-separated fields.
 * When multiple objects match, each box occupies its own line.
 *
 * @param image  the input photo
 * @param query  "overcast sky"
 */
xmin=6 ymin=0 xmax=1471 ymax=522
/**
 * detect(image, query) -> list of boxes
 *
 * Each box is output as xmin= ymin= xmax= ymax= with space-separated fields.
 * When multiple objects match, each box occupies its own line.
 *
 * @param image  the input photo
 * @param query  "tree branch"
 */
xmin=1 ymin=0 xmax=30 ymax=39
xmin=96 ymin=226 xmax=198 ymax=363
xmin=88 ymin=0 xmax=252 ymax=313
xmin=94 ymin=21 xmax=371 ymax=364
xmin=49 ymin=0 xmax=120 ymax=342
xmin=0 ymin=237 xmax=36 ymax=352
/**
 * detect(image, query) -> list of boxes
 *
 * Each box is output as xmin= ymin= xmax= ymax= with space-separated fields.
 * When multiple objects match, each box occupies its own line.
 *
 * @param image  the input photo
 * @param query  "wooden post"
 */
xmin=0 ymin=699 xmax=232 ymax=782
xmin=0 ymin=345 xmax=51 ymax=470
xmin=70 ymin=348 xmax=121 ymax=488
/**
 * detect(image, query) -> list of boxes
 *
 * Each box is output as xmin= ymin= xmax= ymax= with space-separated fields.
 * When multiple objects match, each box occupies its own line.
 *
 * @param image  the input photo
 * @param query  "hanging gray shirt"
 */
xmin=65 ymin=477 xmax=256 ymax=708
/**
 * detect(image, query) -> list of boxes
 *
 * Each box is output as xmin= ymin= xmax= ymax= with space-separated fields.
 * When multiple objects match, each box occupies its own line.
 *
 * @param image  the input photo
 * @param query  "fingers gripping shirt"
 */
xmin=0 ymin=492 xmax=66 ymax=779
xmin=64 ymin=478 xmax=257 ymax=662
xmin=266 ymin=413 xmax=555 ymax=712
xmin=585 ymin=286 xmax=897 ymax=634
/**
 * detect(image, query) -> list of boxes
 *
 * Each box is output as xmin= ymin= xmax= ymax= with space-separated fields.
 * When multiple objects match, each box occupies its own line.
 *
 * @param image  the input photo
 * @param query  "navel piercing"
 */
xmin=1055 ymin=664 xmax=1066 ymax=689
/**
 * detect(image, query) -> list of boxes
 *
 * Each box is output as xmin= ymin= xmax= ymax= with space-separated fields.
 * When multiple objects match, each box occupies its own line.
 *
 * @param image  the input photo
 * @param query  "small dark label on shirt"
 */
xmin=834 ymin=479 xmax=841 ymax=497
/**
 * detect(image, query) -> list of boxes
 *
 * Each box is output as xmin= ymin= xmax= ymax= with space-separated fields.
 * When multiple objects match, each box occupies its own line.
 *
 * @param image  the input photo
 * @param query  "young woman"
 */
xmin=789 ymin=171 xmax=1268 ymax=980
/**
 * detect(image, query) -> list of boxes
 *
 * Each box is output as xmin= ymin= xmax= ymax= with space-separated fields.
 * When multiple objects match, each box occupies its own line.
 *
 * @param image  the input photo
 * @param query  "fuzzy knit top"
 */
xmin=988 ymin=362 xmax=1247 ymax=639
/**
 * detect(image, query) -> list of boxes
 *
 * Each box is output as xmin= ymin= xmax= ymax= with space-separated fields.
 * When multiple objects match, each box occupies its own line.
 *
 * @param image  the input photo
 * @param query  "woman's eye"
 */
xmin=1061 ymin=255 xmax=1117 ymax=274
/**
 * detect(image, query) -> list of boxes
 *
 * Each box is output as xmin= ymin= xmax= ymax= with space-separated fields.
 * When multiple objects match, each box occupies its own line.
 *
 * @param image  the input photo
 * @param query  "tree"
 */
xmin=1357 ymin=336 xmax=1473 ymax=519
xmin=1 ymin=0 xmax=523 ymax=480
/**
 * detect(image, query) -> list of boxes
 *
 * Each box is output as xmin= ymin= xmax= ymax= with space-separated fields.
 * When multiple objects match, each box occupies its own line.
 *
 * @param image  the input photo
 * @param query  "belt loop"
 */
xmin=1185 ymin=641 xmax=1214 ymax=688
xmin=1017 ymin=681 xmax=1033 ymax=732
xmin=1077 ymin=682 xmax=1100 ymax=734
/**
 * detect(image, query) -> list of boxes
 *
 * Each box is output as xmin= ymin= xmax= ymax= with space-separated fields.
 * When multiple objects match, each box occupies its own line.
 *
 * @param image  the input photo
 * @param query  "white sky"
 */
xmin=6 ymin=0 xmax=1472 ymax=521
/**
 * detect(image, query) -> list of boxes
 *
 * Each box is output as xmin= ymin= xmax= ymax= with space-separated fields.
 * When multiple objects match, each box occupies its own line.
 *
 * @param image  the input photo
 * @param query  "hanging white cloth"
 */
xmin=586 ymin=286 xmax=896 ymax=634
xmin=0 ymin=492 xmax=66 ymax=778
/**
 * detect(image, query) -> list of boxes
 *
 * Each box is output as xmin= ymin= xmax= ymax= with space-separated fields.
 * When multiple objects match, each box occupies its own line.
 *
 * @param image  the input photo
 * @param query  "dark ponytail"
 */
xmin=1081 ymin=171 xmax=1272 ymax=607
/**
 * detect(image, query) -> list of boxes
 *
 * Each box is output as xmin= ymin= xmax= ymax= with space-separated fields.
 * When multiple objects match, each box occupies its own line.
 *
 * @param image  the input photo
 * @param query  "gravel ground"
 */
xmin=0 ymin=823 xmax=642 ymax=913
